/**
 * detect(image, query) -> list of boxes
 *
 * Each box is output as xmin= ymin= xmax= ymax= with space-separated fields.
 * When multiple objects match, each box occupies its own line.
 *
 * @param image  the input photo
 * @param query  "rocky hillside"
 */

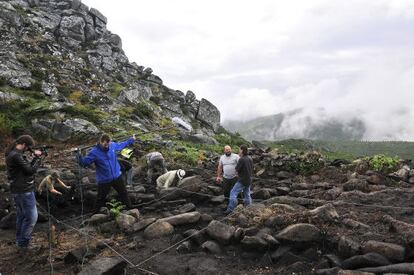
xmin=223 ymin=109 xmax=366 ymax=141
xmin=0 ymin=0 xmax=221 ymax=144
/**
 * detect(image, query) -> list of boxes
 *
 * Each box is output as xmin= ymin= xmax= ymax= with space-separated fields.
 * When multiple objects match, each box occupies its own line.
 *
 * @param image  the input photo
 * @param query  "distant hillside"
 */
xmin=267 ymin=139 xmax=414 ymax=161
xmin=223 ymin=109 xmax=366 ymax=141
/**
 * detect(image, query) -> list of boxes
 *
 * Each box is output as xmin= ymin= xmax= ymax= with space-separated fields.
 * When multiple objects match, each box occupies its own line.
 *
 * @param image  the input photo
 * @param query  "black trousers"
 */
xmin=222 ymin=177 xmax=238 ymax=199
xmin=96 ymin=176 xmax=131 ymax=211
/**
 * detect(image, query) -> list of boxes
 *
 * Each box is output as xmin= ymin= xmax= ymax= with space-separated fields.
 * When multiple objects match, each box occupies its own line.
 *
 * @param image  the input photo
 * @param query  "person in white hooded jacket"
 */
xmin=156 ymin=169 xmax=186 ymax=188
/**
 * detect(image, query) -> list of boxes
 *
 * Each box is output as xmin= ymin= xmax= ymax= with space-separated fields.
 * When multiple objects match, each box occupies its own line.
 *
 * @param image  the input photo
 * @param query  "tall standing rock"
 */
xmin=196 ymin=98 xmax=220 ymax=131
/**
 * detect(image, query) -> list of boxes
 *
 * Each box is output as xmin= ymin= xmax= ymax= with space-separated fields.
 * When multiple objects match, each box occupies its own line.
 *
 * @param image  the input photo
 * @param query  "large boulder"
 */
xmin=206 ymin=220 xmax=235 ymax=245
xmin=59 ymin=16 xmax=86 ymax=45
xmin=196 ymin=98 xmax=220 ymax=131
xmin=157 ymin=212 xmax=201 ymax=226
xmin=34 ymin=118 xmax=100 ymax=142
xmin=275 ymin=223 xmax=321 ymax=243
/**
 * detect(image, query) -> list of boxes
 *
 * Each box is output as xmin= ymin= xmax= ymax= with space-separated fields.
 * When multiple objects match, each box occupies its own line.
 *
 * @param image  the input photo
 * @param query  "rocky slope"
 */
xmin=0 ymin=0 xmax=220 ymax=143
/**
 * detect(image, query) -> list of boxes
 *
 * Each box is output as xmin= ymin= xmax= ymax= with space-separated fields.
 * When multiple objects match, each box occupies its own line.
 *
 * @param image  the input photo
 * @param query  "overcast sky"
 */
xmin=82 ymin=0 xmax=414 ymax=140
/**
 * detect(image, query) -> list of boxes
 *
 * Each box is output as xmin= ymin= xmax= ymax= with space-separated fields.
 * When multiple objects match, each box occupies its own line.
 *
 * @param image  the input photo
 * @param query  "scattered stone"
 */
xmin=338 ymin=236 xmax=361 ymax=259
xmin=276 ymin=223 xmax=321 ymax=243
xmin=210 ymin=195 xmax=225 ymax=204
xmin=200 ymin=213 xmax=213 ymax=223
xmin=324 ymin=254 xmax=342 ymax=267
xmin=201 ymin=240 xmax=222 ymax=254
xmin=125 ymin=209 xmax=140 ymax=220
xmin=343 ymin=179 xmax=369 ymax=193
xmin=241 ymin=236 xmax=268 ymax=251
xmin=362 ymin=240 xmax=405 ymax=262
xmin=342 ymin=218 xmax=370 ymax=229
xmin=115 ymin=213 xmax=136 ymax=232
xmin=178 ymin=203 xmax=196 ymax=213
xmin=206 ymin=220 xmax=235 ymax=245
xmin=132 ymin=218 xmax=156 ymax=232
xmin=309 ymin=203 xmax=339 ymax=222
xmin=144 ymin=221 xmax=174 ymax=239
xmin=88 ymin=214 xmax=109 ymax=225
xmin=270 ymin=246 xmax=292 ymax=262
xmin=78 ymin=257 xmax=126 ymax=275
xmin=64 ymin=246 xmax=94 ymax=264
xmin=183 ymin=229 xmax=205 ymax=245
xmin=176 ymin=241 xmax=192 ymax=254
xmin=342 ymin=253 xmax=391 ymax=269
xmin=358 ymin=262 xmax=414 ymax=273
xmin=251 ymin=189 xmax=271 ymax=200
xmin=157 ymin=211 xmax=201 ymax=225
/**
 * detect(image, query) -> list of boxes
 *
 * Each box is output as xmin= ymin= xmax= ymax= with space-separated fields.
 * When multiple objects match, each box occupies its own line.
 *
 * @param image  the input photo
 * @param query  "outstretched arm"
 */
xmin=113 ymin=137 xmax=135 ymax=152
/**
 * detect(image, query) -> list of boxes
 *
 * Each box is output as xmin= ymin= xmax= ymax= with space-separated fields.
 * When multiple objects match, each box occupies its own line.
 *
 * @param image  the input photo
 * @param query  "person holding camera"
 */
xmin=5 ymin=135 xmax=43 ymax=252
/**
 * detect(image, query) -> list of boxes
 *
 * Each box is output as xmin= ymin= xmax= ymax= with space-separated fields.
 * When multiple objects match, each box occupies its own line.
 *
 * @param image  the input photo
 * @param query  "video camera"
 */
xmin=29 ymin=145 xmax=54 ymax=157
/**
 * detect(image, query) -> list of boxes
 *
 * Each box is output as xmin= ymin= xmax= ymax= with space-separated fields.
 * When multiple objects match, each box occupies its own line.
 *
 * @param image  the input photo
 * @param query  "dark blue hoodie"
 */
xmin=79 ymin=138 xmax=134 ymax=184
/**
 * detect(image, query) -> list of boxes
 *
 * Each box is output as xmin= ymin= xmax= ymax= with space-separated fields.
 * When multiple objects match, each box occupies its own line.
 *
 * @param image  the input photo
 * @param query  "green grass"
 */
xmin=110 ymin=82 xmax=125 ymax=98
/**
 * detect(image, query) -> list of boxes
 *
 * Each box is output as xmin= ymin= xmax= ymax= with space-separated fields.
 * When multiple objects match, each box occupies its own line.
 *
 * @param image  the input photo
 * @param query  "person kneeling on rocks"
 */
xmin=38 ymin=170 xmax=71 ymax=196
xmin=146 ymin=151 xmax=168 ymax=184
xmin=156 ymin=169 xmax=186 ymax=189
xmin=224 ymin=145 xmax=253 ymax=214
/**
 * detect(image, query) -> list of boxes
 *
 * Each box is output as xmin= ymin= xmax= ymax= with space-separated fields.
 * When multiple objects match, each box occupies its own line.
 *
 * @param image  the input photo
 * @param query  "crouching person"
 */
xmin=156 ymin=169 xmax=186 ymax=189
xmin=37 ymin=170 xmax=71 ymax=209
xmin=77 ymin=134 xmax=134 ymax=212
xmin=146 ymin=152 xmax=168 ymax=184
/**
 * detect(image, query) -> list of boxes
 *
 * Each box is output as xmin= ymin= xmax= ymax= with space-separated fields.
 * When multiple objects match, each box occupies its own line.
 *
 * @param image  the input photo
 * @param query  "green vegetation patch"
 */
xmin=364 ymin=154 xmax=400 ymax=174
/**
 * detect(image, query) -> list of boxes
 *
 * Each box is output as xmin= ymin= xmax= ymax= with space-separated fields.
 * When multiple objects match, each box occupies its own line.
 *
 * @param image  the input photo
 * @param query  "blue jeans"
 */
xmin=226 ymin=181 xmax=252 ymax=212
xmin=13 ymin=192 xmax=38 ymax=247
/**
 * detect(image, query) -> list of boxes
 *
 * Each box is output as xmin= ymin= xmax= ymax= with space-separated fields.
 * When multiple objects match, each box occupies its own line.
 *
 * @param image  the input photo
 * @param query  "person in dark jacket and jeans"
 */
xmin=224 ymin=145 xmax=253 ymax=214
xmin=78 ymin=134 xmax=135 ymax=211
xmin=5 ymin=135 xmax=43 ymax=251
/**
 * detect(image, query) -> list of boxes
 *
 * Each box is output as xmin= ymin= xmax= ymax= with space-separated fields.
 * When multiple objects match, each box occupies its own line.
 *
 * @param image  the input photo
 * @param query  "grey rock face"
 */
xmin=54 ymin=118 xmax=100 ymax=141
xmin=41 ymin=81 xmax=58 ymax=97
xmin=0 ymin=91 xmax=22 ymax=103
xmin=89 ymin=7 xmax=107 ymax=25
xmin=118 ymin=82 xmax=152 ymax=104
xmin=196 ymin=98 xmax=220 ymax=131
xmin=59 ymin=16 xmax=86 ymax=43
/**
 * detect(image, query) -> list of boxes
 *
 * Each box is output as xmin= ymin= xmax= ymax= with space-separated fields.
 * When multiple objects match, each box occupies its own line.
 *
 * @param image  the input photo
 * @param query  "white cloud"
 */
xmin=82 ymin=0 xmax=414 ymax=140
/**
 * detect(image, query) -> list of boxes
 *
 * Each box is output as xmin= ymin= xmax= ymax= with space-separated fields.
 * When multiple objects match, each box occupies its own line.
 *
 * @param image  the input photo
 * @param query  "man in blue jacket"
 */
xmin=78 ymin=133 xmax=135 ymax=212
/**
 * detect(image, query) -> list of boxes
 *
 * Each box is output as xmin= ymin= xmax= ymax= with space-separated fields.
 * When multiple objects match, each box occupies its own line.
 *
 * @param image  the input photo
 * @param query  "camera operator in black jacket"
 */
xmin=5 ymin=135 xmax=43 ymax=252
